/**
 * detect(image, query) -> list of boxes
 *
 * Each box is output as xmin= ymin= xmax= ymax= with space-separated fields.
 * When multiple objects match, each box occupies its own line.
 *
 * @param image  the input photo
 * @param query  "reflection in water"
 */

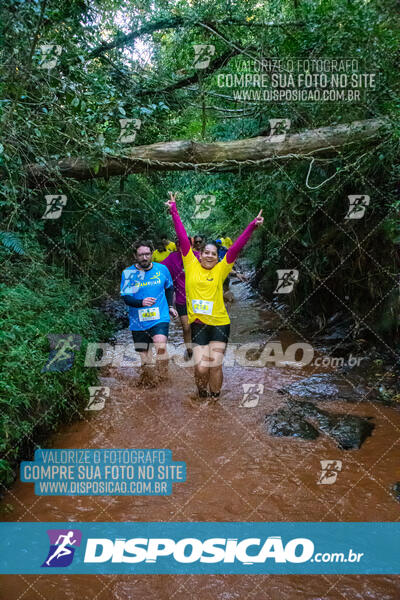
xmin=1 ymin=278 xmax=400 ymax=598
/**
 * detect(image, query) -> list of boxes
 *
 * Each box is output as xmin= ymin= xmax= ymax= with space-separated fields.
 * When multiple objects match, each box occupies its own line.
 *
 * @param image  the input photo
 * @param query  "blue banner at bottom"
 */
xmin=0 ymin=522 xmax=398 ymax=574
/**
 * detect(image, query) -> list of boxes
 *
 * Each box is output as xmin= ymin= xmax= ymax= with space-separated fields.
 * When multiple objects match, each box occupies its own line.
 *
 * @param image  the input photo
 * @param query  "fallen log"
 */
xmin=23 ymin=118 xmax=387 ymax=186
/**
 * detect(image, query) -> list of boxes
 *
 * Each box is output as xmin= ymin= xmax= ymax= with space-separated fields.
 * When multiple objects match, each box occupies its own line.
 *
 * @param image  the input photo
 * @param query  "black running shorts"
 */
xmin=131 ymin=322 xmax=169 ymax=352
xmin=190 ymin=322 xmax=230 ymax=346
xmin=175 ymin=303 xmax=188 ymax=317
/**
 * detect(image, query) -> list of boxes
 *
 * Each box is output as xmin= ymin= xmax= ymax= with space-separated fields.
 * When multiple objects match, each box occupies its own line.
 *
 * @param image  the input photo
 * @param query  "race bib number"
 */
xmin=138 ymin=306 xmax=160 ymax=322
xmin=192 ymin=299 xmax=213 ymax=315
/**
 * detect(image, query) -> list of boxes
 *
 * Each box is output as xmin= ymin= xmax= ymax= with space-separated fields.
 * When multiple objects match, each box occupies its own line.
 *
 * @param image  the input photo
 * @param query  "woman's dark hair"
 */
xmin=133 ymin=239 xmax=154 ymax=253
xmin=200 ymin=239 xmax=219 ymax=252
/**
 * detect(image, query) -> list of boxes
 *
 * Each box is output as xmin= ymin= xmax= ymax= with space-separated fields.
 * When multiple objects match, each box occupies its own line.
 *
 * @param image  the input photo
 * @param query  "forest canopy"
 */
xmin=0 ymin=0 xmax=399 ymax=485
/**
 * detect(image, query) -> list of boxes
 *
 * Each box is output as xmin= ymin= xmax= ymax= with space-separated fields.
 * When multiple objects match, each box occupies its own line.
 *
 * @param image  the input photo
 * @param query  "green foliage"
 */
xmin=0 ymin=231 xmax=24 ymax=255
xmin=0 ymin=0 xmax=399 ymax=488
xmin=0 ymin=250 xmax=113 ymax=487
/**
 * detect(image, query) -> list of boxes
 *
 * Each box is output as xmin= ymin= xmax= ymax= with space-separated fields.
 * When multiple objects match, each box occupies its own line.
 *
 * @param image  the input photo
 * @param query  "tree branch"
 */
xmin=22 ymin=118 xmax=388 ymax=187
xmin=88 ymin=16 xmax=185 ymax=58
xmin=88 ymin=17 xmax=304 ymax=61
xmin=135 ymin=48 xmax=239 ymax=97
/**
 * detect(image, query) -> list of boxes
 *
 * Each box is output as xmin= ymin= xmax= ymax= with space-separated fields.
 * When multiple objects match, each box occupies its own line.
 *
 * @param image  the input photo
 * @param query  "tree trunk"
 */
xmin=23 ymin=118 xmax=386 ymax=187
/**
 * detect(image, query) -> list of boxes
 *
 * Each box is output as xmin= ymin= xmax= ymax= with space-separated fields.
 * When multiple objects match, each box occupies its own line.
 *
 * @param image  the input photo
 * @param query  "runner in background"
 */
xmin=215 ymin=239 xmax=228 ymax=260
xmin=221 ymin=232 xmax=233 ymax=248
xmin=193 ymin=234 xmax=204 ymax=253
xmin=216 ymin=239 xmax=231 ymax=293
xmin=121 ymin=240 xmax=178 ymax=385
xmin=161 ymin=238 xmax=200 ymax=361
xmin=165 ymin=193 xmax=263 ymax=402
xmin=161 ymin=233 xmax=176 ymax=253
xmin=152 ymin=237 xmax=171 ymax=263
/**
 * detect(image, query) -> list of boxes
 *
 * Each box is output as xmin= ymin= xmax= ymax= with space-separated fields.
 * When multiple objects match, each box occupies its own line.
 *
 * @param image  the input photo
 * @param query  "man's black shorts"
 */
xmin=176 ymin=303 xmax=187 ymax=317
xmin=131 ymin=322 xmax=169 ymax=352
xmin=190 ymin=322 xmax=230 ymax=346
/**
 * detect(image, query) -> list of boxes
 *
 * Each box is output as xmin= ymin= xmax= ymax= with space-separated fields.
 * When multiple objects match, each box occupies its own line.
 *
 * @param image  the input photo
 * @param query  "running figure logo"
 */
xmin=317 ymin=460 xmax=342 ymax=485
xmin=274 ymin=269 xmax=299 ymax=294
xmin=150 ymin=271 xmax=162 ymax=283
xmin=345 ymin=195 xmax=370 ymax=219
xmin=193 ymin=195 xmax=216 ymax=219
xmin=193 ymin=44 xmax=215 ymax=69
xmin=122 ymin=271 xmax=140 ymax=293
xmin=42 ymin=195 xmax=67 ymax=219
xmin=117 ymin=118 xmax=141 ymax=144
xmin=85 ymin=386 xmax=110 ymax=411
xmin=41 ymin=529 xmax=82 ymax=567
xmin=239 ymin=383 xmax=264 ymax=408
xmin=39 ymin=44 xmax=62 ymax=70
xmin=269 ymin=118 xmax=291 ymax=143
xmin=41 ymin=334 xmax=82 ymax=373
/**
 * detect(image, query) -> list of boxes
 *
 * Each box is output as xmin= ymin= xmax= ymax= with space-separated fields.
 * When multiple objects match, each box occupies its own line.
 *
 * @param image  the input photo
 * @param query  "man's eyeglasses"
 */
xmin=137 ymin=252 xmax=152 ymax=258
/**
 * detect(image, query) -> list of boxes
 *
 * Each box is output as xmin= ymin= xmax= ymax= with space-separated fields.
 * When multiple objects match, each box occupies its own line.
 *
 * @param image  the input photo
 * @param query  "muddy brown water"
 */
xmin=1 ymin=280 xmax=400 ymax=599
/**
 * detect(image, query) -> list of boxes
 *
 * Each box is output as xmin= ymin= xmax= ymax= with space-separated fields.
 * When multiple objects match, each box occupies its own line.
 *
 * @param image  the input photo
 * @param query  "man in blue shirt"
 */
xmin=215 ymin=239 xmax=228 ymax=261
xmin=120 ymin=239 xmax=177 ymax=384
xmin=215 ymin=239 xmax=231 ymax=294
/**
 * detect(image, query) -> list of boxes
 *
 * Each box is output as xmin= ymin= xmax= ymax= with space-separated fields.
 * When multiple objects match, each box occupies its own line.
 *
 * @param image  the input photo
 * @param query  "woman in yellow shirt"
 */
xmin=152 ymin=246 xmax=170 ymax=262
xmin=221 ymin=233 xmax=233 ymax=248
xmin=152 ymin=235 xmax=177 ymax=262
xmin=165 ymin=193 xmax=263 ymax=402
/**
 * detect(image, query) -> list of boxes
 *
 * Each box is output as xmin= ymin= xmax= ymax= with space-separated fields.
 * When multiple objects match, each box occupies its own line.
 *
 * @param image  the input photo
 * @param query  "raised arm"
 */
xmin=226 ymin=210 xmax=264 ymax=264
xmin=165 ymin=193 xmax=190 ymax=256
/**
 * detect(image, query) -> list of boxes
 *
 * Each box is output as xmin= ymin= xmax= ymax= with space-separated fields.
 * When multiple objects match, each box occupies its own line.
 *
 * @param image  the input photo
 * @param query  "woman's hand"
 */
xmin=142 ymin=297 xmax=156 ymax=307
xmin=254 ymin=209 xmax=264 ymax=227
xmin=165 ymin=191 xmax=177 ymax=209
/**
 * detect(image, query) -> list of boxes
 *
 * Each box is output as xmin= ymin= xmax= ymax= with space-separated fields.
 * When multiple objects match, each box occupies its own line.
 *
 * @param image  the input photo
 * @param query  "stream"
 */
xmin=1 ymin=277 xmax=400 ymax=599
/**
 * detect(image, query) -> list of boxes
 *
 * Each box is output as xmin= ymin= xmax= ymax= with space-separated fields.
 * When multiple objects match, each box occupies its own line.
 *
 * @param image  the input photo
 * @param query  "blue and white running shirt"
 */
xmin=120 ymin=263 xmax=173 ymax=331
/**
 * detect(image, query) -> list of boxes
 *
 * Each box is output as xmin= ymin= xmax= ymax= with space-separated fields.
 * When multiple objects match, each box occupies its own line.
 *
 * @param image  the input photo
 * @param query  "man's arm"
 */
xmin=163 ymin=265 xmax=175 ymax=307
xmin=122 ymin=295 xmax=143 ymax=308
xmin=165 ymin=286 xmax=174 ymax=307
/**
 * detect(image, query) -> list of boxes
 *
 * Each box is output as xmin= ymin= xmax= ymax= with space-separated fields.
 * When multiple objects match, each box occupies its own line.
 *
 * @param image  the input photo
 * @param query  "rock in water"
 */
xmin=278 ymin=374 xmax=339 ymax=399
xmin=286 ymin=398 xmax=322 ymax=419
xmin=278 ymin=373 xmax=371 ymax=403
xmin=316 ymin=413 xmax=374 ymax=450
xmin=264 ymin=408 xmax=319 ymax=440
xmin=265 ymin=399 xmax=374 ymax=449
xmin=287 ymin=399 xmax=374 ymax=449
xmin=391 ymin=482 xmax=400 ymax=502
